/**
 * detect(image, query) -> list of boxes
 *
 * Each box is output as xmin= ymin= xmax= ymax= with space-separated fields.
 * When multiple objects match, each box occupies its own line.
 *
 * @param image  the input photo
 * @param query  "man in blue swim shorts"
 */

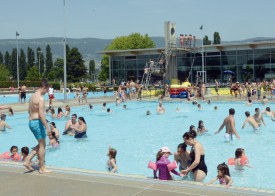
xmin=23 ymin=79 xmax=52 ymax=173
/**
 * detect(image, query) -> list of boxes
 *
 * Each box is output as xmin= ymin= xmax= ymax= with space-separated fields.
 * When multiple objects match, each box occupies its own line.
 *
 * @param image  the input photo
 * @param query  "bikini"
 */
xmin=219 ymin=177 xmax=227 ymax=185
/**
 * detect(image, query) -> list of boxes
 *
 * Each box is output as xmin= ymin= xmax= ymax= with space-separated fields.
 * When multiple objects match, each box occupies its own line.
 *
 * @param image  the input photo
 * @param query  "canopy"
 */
xmin=223 ymin=70 xmax=235 ymax=75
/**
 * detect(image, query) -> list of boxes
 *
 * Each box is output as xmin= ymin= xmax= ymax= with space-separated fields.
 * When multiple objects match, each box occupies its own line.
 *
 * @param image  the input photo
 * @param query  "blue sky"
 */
xmin=1 ymin=0 xmax=275 ymax=41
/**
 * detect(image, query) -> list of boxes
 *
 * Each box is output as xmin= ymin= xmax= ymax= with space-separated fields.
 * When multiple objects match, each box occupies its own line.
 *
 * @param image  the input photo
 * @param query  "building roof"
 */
xmin=99 ymin=41 xmax=275 ymax=56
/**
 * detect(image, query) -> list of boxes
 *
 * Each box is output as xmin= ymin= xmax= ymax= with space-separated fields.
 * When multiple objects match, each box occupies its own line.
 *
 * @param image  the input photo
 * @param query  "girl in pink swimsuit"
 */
xmin=207 ymin=162 xmax=233 ymax=188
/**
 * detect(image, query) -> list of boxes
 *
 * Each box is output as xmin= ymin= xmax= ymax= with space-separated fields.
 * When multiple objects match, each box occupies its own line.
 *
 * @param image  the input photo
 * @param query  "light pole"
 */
xmin=16 ymin=31 xmax=20 ymax=88
xmin=38 ymin=50 xmax=42 ymax=75
xmin=63 ymin=0 xmax=67 ymax=101
xmin=200 ymin=25 xmax=205 ymax=83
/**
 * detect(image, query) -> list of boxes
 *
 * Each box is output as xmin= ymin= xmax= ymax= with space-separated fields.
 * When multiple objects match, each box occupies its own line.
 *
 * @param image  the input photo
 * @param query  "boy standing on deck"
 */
xmin=23 ymin=79 xmax=52 ymax=173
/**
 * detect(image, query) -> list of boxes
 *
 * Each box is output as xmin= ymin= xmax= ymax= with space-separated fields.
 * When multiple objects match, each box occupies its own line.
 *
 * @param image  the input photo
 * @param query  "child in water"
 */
xmin=48 ymin=131 xmax=60 ymax=147
xmin=107 ymin=146 xmax=118 ymax=173
xmin=21 ymin=147 xmax=29 ymax=162
xmin=154 ymin=147 xmax=182 ymax=180
xmin=207 ymin=162 xmax=233 ymax=188
xmin=234 ymin=148 xmax=251 ymax=170
xmin=197 ymin=120 xmax=207 ymax=134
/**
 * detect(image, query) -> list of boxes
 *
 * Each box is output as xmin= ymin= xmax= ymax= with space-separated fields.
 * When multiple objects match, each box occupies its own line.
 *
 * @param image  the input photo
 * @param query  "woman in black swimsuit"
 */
xmin=181 ymin=130 xmax=207 ymax=182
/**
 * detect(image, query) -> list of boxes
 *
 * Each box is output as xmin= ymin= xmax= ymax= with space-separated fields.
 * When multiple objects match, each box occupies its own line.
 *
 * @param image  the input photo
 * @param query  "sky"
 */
xmin=1 ymin=0 xmax=275 ymax=41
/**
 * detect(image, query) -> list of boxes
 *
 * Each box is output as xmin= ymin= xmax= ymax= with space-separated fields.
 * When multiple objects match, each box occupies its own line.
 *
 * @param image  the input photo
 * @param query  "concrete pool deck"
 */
xmin=1 ymin=94 xmax=275 ymax=195
xmin=0 ymin=162 xmax=274 ymax=196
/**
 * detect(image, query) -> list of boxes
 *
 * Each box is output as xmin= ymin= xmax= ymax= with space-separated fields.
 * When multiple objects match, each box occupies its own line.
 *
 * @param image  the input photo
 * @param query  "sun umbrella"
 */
xmin=223 ymin=70 xmax=235 ymax=75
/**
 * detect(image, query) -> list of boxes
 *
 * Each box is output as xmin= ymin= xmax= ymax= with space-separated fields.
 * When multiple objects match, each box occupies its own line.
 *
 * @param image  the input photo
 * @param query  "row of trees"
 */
xmin=0 ymin=45 xmax=96 ymax=82
xmin=203 ymin=32 xmax=221 ymax=45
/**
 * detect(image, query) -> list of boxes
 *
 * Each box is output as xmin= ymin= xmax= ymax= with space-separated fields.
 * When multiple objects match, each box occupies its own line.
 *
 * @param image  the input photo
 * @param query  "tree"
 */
xmin=27 ymin=47 xmax=35 ymax=70
xmin=89 ymin=60 xmax=96 ymax=80
xmin=4 ymin=51 xmax=11 ymax=74
xmin=203 ymin=35 xmax=211 ymax=45
xmin=19 ymin=48 xmax=27 ymax=80
xmin=10 ymin=49 xmax=17 ymax=80
xmin=67 ymin=47 xmax=87 ymax=82
xmin=0 ymin=64 xmax=10 ymax=81
xmin=45 ymin=44 xmax=53 ymax=75
xmin=47 ymin=58 xmax=64 ymax=81
xmin=99 ymin=33 xmax=156 ymax=81
xmin=0 ymin=51 xmax=3 ymax=64
xmin=213 ymin=32 xmax=221 ymax=44
xmin=25 ymin=66 xmax=41 ymax=81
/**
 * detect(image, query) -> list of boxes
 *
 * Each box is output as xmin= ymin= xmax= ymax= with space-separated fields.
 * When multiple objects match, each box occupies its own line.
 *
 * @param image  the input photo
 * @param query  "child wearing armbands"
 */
xmin=228 ymin=148 xmax=251 ymax=170
xmin=152 ymin=147 xmax=183 ymax=180
xmin=207 ymin=162 xmax=233 ymax=188
xmin=0 ymin=146 xmax=21 ymax=161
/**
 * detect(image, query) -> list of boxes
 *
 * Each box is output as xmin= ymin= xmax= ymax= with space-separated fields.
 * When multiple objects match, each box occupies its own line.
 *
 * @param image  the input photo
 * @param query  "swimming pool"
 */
xmin=0 ymin=91 xmax=112 ymax=104
xmin=1 ymin=100 xmax=275 ymax=190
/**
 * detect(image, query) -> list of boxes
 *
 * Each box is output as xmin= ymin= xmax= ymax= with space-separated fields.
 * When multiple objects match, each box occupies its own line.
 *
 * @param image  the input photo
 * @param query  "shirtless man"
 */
xmin=23 ymin=79 xmax=51 ymax=173
xmin=215 ymin=108 xmax=240 ymax=141
xmin=0 ymin=114 xmax=12 ymax=131
xmin=21 ymin=84 xmax=27 ymax=103
xmin=253 ymin=108 xmax=266 ymax=126
xmin=157 ymin=102 xmax=166 ymax=114
xmin=242 ymin=111 xmax=259 ymax=131
xmin=246 ymin=82 xmax=252 ymax=101
xmin=63 ymin=114 xmax=79 ymax=135
xmin=130 ymin=80 xmax=136 ymax=100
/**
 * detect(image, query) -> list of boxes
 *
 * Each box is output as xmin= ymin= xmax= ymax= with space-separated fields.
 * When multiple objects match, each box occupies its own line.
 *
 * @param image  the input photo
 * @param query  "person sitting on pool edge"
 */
xmin=63 ymin=114 xmax=79 ymax=135
xmin=70 ymin=116 xmax=87 ymax=139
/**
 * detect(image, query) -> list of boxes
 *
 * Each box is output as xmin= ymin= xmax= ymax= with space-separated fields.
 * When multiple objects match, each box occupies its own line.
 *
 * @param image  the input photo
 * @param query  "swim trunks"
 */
xmin=74 ymin=131 xmax=87 ymax=139
xmin=49 ymin=94 xmax=54 ymax=99
xmin=224 ymin=133 xmax=235 ymax=142
xmin=21 ymin=92 xmax=26 ymax=99
xmin=29 ymin=119 xmax=46 ymax=140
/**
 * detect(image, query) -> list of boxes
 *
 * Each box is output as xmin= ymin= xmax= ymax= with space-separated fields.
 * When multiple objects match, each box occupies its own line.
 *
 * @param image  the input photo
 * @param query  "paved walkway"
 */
xmin=0 ymin=163 xmax=273 ymax=196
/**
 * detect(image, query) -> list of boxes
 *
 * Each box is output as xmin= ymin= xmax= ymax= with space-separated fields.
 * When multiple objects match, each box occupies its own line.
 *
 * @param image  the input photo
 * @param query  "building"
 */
xmin=100 ymin=41 xmax=275 ymax=84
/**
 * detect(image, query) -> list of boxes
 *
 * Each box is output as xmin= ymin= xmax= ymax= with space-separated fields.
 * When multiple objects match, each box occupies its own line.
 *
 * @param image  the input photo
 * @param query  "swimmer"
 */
xmin=48 ymin=131 xmax=60 ymax=147
xmin=107 ymin=146 xmax=118 ymax=173
xmin=207 ymin=100 xmax=211 ymax=104
xmin=189 ymin=125 xmax=196 ymax=132
xmin=50 ymin=108 xmax=57 ymax=119
xmin=157 ymin=102 xmax=166 ymax=114
xmin=214 ymin=106 xmax=218 ymax=110
xmin=57 ymin=107 xmax=64 ymax=118
xmin=0 ymin=114 xmax=12 ymax=131
xmin=207 ymin=163 xmax=233 ymax=188
xmin=246 ymin=99 xmax=252 ymax=106
xmin=50 ymin=122 xmax=59 ymax=139
xmin=261 ymin=107 xmax=272 ymax=116
xmin=70 ymin=116 xmax=87 ymax=139
xmin=64 ymin=105 xmax=70 ymax=117
xmin=174 ymin=143 xmax=190 ymax=170
xmin=197 ymin=104 xmax=203 ymax=110
xmin=10 ymin=146 xmax=20 ymax=161
xmin=146 ymin=110 xmax=151 ymax=115
xmin=123 ymin=105 xmax=126 ymax=109
xmin=197 ymin=120 xmax=208 ymax=134
xmin=215 ymin=108 xmax=240 ymax=141
xmin=253 ymin=108 xmax=266 ymax=126
xmin=8 ymin=107 xmax=14 ymax=116
xmin=63 ymin=114 xmax=79 ymax=135
xmin=233 ymin=148 xmax=252 ymax=170
xmin=89 ymin=104 xmax=93 ymax=110
xmin=262 ymin=96 xmax=269 ymax=105
xmin=102 ymin=103 xmax=107 ymax=111
xmin=242 ymin=111 xmax=259 ymax=131
xmin=21 ymin=147 xmax=29 ymax=162
xmin=107 ymin=108 xmax=113 ymax=113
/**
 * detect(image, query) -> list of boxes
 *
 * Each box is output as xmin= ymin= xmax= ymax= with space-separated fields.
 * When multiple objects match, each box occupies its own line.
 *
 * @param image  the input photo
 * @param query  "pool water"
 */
xmin=0 ymin=91 xmax=112 ymax=104
xmin=1 ymin=100 xmax=275 ymax=190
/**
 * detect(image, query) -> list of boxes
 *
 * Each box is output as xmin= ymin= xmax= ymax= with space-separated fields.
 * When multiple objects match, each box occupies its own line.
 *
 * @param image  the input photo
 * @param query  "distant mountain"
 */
xmin=0 ymin=36 xmax=274 ymax=63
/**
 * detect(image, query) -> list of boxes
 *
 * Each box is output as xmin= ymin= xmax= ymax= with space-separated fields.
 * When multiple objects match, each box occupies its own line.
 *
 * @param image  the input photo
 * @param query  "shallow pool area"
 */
xmin=0 ymin=91 xmax=113 ymax=104
xmin=1 ymin=100 xmax=275 ymax=190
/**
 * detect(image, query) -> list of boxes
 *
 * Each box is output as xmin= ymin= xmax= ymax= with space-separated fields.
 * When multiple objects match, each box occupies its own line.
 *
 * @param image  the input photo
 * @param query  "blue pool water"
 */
xmin=0 ymin=100 xmax=275 ymax=190
xmin=0 ymin=91 xmax=112 ymax=104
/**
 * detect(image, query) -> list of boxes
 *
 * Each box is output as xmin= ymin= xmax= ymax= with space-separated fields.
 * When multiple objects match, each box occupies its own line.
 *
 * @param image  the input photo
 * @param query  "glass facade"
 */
xmin=109 ymin=43 xmax=275 ymax=84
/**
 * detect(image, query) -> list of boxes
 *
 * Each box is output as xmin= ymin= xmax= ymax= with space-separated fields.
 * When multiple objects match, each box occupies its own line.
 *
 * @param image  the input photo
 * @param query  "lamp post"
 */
xmin=16 ymin=31 xmax=20 ymax=88
xmin=63 ymin=0 xmax=67 ymax=101
xmin=38 ymin=50 xmax=42 ymax=75
xmin=200 ymin=25 xmax=205 ymax=83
